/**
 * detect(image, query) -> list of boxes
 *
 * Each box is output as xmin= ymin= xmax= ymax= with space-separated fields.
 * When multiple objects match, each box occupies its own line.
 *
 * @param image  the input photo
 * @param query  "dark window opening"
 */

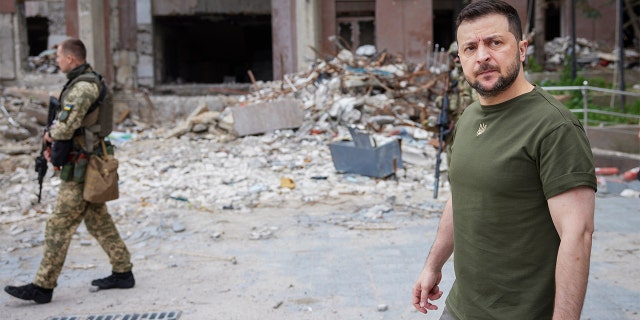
xmin=154 ymin=14 xmax=272 ymax=84
xmin=433 ymin=9 xmax=455 ymax=50
xmin=544 ymin=3 xmax=560 ymax=41
xmin=26 ymin=17 xmax=49 ymax=56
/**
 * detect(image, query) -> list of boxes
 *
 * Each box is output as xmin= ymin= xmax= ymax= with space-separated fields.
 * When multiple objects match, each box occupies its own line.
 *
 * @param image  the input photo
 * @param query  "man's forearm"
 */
xmin=425 ymin=198 xmax=454 ymax=271
xmin=552 ymin=232 xmax=592 ymax=320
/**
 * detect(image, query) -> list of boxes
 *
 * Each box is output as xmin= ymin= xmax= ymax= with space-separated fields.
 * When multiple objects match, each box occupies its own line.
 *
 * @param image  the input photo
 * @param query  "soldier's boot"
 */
xmin=91 ymin=271 xmax=135 ymax=289
xmin=4 ymin=283 xmax=53 ymax=304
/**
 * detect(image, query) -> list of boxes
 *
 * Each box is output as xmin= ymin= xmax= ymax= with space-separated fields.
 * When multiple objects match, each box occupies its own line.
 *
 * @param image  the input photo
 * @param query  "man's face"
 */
xmin=55 ymin=46 xmax=73 ymax=73
xmin=456 ymin=14 xmax=526 ymax=98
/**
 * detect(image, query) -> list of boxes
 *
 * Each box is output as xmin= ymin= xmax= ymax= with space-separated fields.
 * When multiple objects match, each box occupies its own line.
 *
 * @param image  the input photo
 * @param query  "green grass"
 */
xmin=535 ymin=61 xmax=639 ymax=126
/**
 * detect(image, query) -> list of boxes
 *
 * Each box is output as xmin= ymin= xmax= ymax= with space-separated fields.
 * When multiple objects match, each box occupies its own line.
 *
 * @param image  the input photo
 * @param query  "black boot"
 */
xmin=91 ymin=271 xmax=135 ymax=289
xmin=4 ymin=283 xmax=53 ymax=304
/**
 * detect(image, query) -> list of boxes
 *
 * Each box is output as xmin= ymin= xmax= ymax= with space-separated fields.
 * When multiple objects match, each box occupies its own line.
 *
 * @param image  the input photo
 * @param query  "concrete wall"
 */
xmin=136 ymin=0 xmax=154 ymax=88
xmin=271 ymin=0 xmax=296 ymax=80
xmin=376 ymin=0 xmax=432 ymax=65
xmin=151 ymin=0 xmax=270 ymax=15
xmin=0 ymin=0 xmax=26 ymax=83
xmin=24 ymin=0 xmax=66 ymax=49
xmin=0 ymin=0 xmax=628 ymax=91
xmin=0 ymin=11 xmax=17 ymax=81
xmin=294 ymin=0 xmax=321 ymax=73
xmin=77 ymin=0 xmax=107 ymax=76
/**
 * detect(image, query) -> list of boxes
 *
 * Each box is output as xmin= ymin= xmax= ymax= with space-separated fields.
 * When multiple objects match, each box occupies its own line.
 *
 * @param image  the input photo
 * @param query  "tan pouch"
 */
xmin=83 ymin=140 xmax=119 ymax=203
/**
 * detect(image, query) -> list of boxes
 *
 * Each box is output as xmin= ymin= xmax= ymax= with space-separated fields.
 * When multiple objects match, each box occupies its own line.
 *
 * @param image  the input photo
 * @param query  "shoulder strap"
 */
xmin=71 ymin=72 xmax=108 ymax=152
xmin=74 ymin=72 xmax=106 ymax=114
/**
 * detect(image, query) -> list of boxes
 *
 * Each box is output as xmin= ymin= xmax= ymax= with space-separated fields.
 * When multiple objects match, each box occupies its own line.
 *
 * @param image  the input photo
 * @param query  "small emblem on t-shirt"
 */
xmin=477 ymin=123 xmax=487 ymax=136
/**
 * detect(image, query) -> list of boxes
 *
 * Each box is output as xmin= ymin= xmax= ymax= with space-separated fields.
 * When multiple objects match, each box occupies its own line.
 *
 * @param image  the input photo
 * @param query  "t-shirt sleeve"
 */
xmin=539 ymin=121 xmax=597 ymax=199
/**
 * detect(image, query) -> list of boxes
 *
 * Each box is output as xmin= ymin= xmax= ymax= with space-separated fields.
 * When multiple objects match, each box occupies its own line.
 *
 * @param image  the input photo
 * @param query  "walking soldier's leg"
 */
xmin=84 ymin=203 xmax=132 ymax=272
xmin=85 ymin=203 xmax=134 ymax=290
xmin=34 ymin=181 xmax=87 ymax=289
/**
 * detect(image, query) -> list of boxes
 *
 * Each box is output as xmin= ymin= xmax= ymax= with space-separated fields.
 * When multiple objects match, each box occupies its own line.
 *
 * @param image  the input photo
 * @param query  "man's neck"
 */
xmin=66 ymin=63 xmax=90 ymax=79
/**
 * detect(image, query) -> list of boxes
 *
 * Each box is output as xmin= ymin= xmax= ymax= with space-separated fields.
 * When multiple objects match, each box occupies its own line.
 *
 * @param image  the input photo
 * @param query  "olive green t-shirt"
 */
xmin=445 ymin=86 xmax=596 ymax=319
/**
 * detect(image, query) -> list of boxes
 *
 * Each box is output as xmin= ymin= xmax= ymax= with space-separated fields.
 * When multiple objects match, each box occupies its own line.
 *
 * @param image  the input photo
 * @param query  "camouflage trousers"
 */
xmin=34 ymin=180 xmax=132 ymax=289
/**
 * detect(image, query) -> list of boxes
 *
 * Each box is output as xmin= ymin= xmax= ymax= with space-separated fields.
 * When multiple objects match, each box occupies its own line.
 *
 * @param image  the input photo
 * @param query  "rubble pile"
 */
xmin=214 ymin=48 xmax=451 ymax=141
xmin=2 ymin=43 xmax=639 ymax=234
xmin=27 ymin=47 xmax=59 ymax=74
xmin=0 ymin=47 xmax=456 ymax=233
xmin=540 ymin=36 xmax=640 ymax=70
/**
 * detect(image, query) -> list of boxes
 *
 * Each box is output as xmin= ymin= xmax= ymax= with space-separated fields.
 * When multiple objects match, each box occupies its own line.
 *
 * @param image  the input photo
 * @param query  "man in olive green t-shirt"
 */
xmin=412 ymin=1 xmax=597 ymax=319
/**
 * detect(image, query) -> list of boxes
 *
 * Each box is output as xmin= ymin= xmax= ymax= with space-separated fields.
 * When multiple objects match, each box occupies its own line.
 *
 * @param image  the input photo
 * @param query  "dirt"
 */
xmin=0 ymin=134 xmax=639 ymax=320
xmin=0 ymin=132 xmax=450 ymax=320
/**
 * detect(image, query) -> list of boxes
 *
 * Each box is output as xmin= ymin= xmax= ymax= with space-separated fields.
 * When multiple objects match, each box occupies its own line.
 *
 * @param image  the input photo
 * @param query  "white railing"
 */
xmin=542 ymin=81 xmax=640 ymax=130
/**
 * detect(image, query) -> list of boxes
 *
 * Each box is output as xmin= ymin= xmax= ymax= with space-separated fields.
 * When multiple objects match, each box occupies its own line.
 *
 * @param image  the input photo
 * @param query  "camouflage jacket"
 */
xmin=448 ymin=64 xmax=476 ymax=120
xmin=49 ymin=64 xmax=100 ymax=148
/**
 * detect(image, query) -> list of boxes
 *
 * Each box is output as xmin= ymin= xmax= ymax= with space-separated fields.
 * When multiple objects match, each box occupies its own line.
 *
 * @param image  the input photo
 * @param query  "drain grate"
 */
xmin=48 ymin=310 xmax=181 ymax=320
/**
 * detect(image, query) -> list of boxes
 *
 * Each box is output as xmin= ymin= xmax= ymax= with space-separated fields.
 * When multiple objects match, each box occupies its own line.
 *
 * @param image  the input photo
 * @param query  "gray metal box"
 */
xmin=329 ymin=128 xmax=403 ymax=178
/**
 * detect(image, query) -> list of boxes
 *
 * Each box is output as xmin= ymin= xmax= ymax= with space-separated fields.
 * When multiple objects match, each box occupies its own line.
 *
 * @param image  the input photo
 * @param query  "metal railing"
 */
xmin=542 ymin=81 xmax=640 ymax=130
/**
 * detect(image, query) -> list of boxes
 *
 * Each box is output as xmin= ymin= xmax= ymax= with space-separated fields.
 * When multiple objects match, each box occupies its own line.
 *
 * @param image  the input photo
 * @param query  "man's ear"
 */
xmin=518 ymin=40 xmax=528 ymax=62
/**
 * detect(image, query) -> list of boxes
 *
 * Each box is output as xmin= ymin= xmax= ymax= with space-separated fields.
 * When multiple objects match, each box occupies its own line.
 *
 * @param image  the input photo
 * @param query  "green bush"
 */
xmin=526 ymin=56 xmax=544 ymax=73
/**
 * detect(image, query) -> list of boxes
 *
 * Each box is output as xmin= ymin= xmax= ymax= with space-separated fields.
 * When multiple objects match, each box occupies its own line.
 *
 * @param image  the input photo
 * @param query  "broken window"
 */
xmin=433 ymin=9 xmax=455 ymax=50
xmin=26 ymin=16 xmax=49 ymax=56
xmin=154 ymin=14 xmax=272 ymax=85
xmin=336 ymin=0 xmax=375 ymax=52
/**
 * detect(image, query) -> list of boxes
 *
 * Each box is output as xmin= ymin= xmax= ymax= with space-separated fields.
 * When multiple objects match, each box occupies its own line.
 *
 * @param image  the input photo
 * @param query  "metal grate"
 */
xmin=48 ymin=310 xmax=181 ymax=320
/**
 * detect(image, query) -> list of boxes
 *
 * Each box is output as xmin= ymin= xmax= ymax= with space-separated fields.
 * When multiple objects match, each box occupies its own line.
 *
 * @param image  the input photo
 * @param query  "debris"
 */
xmin=597 ymin=176 xmax=608 ymax=194
xmin=377 ymin=304 xmax=389 ymax=312
xmin=1 ymin=102 xmax=20 ymax=127
xmin=620 ymin=189 xmax=640 ymax=198
xmin=172 ymin=222 xmax=186 ymax=233
xmin=27 ymin=47 xmax=59 ymax=73
xmin=539 ymin=36 xmax=640 ymax=71
xmin=595 ymin=167 xmax=619 ymax=175
xmin=229 ymin=99 xmax=303 ymax=136
xmin=280 ymin=177 xmax=296 ymax=189
xmin=622 ymin=167 xmax=640 ymax=182
xmin=329 ymin=127 xmax=403 ymax=178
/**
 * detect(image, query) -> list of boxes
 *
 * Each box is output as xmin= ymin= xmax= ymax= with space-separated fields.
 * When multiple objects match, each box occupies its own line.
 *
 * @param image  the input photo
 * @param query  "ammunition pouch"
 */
xmin=58 ymin=151 xmax=89 ymax=182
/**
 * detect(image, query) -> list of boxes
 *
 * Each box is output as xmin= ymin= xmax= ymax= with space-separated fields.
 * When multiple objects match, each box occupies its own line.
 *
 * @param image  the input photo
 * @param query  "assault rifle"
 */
xmin=35 ymin=96 xmax=60 ymax=203
xmin=433 ymin=75 xmax=452 ymax=199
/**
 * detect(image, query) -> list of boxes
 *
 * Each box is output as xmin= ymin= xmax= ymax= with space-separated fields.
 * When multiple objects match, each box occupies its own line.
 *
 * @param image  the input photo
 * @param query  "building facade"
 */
xmin=0 ymin=0 xmax=621 ymax=92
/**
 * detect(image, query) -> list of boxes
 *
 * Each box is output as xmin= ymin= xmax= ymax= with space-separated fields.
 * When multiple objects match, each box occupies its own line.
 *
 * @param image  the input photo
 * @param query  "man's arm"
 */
xmin=412 ymin=197 xmax=454 ymax=314
xmin=49 ymin=81 xmax=99 ymax=140
xmin=548 ymin=186 xmax=595 ymax=320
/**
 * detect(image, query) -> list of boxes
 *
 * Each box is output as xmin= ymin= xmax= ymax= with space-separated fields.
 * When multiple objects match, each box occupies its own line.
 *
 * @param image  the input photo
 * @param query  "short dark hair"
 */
xmin=456 ymin=0 xmax=523 ymax=41
xmin=60 ymin=38 xmax=87 ymax=61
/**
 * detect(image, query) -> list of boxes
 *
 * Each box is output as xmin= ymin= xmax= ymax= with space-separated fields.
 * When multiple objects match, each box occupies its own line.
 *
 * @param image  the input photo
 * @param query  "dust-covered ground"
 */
xmin=0 ymin=132 xmax=639 ymax=320
xmin=0 ymin=126 xmax=453 ymax=320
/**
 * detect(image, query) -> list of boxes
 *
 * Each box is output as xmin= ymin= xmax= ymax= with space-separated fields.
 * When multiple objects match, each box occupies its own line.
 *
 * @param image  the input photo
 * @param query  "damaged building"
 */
xmin=0 ymin=1 xmax=624 ymax=91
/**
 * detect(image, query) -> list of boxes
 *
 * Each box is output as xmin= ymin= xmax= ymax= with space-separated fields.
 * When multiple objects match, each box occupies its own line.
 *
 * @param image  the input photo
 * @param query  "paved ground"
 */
xmin=1 ymin=189 xmax=639 ymax=320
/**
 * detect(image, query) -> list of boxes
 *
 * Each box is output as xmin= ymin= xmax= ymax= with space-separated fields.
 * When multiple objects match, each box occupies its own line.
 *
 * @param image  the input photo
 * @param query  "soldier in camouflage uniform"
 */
xmin=4 ymin=39 xmax=134 ymax=304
